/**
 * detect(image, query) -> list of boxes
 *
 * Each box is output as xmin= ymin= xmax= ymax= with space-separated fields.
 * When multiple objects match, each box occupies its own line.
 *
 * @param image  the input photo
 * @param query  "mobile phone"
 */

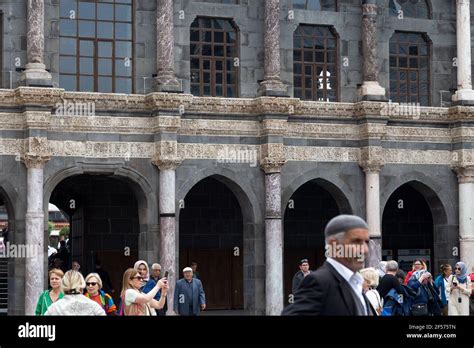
xmin=164 ymin=271 xmax=169 ymax=279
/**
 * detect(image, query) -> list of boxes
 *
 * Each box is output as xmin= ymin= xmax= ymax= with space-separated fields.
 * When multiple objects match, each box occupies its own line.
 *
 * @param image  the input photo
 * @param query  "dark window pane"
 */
xmin=214 ymin=32 xmax=224 ymax=43
xmin=315 ymin=51 xmax=324 ymax=63
xmin=203 ymin=60 xmax=211 ymax=70
xmin=79 ymin=76 xmax=94 ymax=91
xmin=97 ymin=3 xmax=114 ymax=21
xmin=116 ymin=78 xmax=132 ymax=94
xmin=216 ymin=85 xmax=223 ymax=96
xmin=60 ymin=56 xmax=77 ymax=73
xmin=399 ymin=57 xmax=407 ymax=67
xmin=214 ymin=45 xmax=224 ymax=57
xmin=190 ymin=30 xmax=200 ymax=42
xmin=304 ymin=51 xmax=313 ymax=62
xmin=97 ymin=22 xmax=114 ymax=39
xmin=191 ymin=85 xmax=200 ymax=95
xmin=80 ymin=57 xmax=93 ymax=74
xmin=115 ymin=5 xmax=132 ymax=22
xmin=226 ymin=32 xmax=236 ymax=44
xmin=60 ymin=75 xmax=77 ymax=91
xmin=60 ymin=37 xmax=77 ymax=55
xmin=294 ymin=88 xmax=302 ymax=98
xmin=216 ymin=61 xmax=223 ymax=71
xmin=409 ymin=45 xmax=418 ymax=55
xmin=204 ymin=85 xmax=211 ymax=96
xmin=115 ymin=23 xmax=132 ymax=40
xmin=409 ymin=58 xmax=419 ymax=68
xmin=80 ymin=40 xmax=94 ymax=56
xmin=389 ymin=56 xmax=397 ymax=67
xmin=227 ymin=86 xmax=235 ymax=97
xmin=79 ymin=20 xmax=95 ymax=37
xmin=98 ymin=58 xmax=112 ymax=75
xmin=202 ymin=45 xmax=212 ymax=56
xmin=98 ymin=41 xmax=113 ymax=57
xmin=60 ymin=19 xmax=77 ymax=36
xmin=294 ymin=64 xmax=302 ymax=75
xmin=78 ymin=2 xmax=95 ymax=20
xmin=98 ymin=76 xmax=113 ymax=93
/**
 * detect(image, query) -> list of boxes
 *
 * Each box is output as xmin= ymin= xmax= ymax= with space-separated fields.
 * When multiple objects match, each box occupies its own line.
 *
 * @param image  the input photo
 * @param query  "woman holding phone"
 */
xmin=447 ymin=261 xmax=472 ymax=315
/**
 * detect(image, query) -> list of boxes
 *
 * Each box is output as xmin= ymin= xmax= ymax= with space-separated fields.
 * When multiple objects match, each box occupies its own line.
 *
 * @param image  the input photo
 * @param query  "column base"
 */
xmin=452 ymin=89 xmax=474 ymax=105
xmin=20 ymin=63 xmax=53 ymax=87
xmin=154 ymin=74 xmax=183 ymax=93
xmin=258 ymin=79 xmax=289 ymax=97
xmin=357 ymin=81 xmax=387 ymax=101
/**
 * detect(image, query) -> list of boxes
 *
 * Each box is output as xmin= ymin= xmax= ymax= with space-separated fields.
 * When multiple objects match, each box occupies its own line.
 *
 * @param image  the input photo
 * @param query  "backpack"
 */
xmin=381 ymin=287 xmax=414 ymax=316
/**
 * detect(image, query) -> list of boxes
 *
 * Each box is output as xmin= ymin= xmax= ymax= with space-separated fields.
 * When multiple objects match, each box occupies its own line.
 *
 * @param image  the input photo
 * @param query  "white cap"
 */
xmin=183 ymin=267 xmax=193 ymax=273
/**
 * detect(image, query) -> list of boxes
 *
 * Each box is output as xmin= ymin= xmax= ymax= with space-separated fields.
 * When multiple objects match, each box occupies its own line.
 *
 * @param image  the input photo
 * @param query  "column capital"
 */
xmin=260 ymin=156 xmax=286 ymax=174
xmin=359 ymin=146 xmax=384 ymax=173
xmin=452 ymin=164 xmax=474 ymax=183
xmin=21 ymin=137 xmax=51 ymax=169
xmin=152 ymin=157 xmax=182 ymax=171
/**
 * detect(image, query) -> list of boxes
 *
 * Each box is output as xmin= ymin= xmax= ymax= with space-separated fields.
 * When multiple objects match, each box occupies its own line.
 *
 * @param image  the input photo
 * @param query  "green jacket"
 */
xmin=35 ymin=290 xmax=64 ymax=315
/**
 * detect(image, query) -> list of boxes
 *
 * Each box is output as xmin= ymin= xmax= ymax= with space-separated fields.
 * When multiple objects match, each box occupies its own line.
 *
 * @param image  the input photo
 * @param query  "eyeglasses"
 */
xmin=131 ymin=276 xmax=143 ymax=281
xmin=86 ymin=282 xmax=97 ymax=286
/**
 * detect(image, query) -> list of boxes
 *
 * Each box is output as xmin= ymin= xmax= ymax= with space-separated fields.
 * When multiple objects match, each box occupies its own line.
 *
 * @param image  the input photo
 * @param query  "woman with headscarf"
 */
xmin=133 ymin=260 xmax=150 ymax=290
xmin=447 ymin=261 xmax=472 ymax=315
xmin=407 ymin=270 xmax=442 ymax=316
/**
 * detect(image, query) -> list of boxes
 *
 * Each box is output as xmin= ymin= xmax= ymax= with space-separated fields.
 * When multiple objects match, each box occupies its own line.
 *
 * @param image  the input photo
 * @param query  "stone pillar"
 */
xmin=258 ymin=0 xmax=287 ymax=97
xmin=153 ymin=158 xmax=181 ymax=315
xmin=155 ymin=0 xmax=181 ymax=92
xmin=454 ymin=166 xmax=474 ymax=271
xmin=358 ymin=0 xmax=385 ymax=100
xmin=261 ymin=158 xmax=285 ymax=315
xmin=452 ymin=0 xmax=474 ymax=104
xmin=359 ymin=146 xmax=384 ymax=267
xmin=21 ymin=0 xmax=52 ymax=87
xmin=21 ymin=152 xmax=50 ymax=315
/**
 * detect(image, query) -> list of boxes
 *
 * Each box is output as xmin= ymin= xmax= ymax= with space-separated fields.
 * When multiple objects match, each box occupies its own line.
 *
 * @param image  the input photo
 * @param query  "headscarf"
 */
xmin=411 ymin=269 xmax=427 ymax=281
xmin=454 ymin=262 xmax=468 ymax=283
xmin=133 ymin=260 xmax=150 ymax=284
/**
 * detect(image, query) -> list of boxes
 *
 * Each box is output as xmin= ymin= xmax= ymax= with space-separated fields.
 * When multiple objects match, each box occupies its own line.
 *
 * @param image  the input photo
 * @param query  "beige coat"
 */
xmin=446 ymin=275 xmax=472 ymax=316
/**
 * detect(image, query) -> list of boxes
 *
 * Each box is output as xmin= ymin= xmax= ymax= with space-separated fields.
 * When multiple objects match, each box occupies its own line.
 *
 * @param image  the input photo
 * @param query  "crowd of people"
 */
xmin=36 ymin=260 xmax=206 ymax=316
xmin=284 ymin=214 xmax=474 ymax=316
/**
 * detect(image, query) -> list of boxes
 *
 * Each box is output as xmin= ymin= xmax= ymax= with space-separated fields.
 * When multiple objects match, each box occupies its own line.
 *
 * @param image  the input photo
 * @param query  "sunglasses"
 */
xmin=86 ymin=282 xmax=98 ymax=286
xmin=131 ymin=276 xmax=143 ymax=281
xmin=455 ymin=267 xmax=461 ymax=270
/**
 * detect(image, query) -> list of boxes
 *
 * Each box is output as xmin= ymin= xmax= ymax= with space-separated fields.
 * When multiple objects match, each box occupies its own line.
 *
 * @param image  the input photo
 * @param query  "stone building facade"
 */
xmin=0 ymin=0 xmax=473 ymax=315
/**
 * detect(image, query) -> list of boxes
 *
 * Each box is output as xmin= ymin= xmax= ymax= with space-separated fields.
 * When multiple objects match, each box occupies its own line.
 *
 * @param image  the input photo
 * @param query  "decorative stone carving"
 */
xmin=21 ymin=137 xmax=51 ymax=169
xmin=359 ymin=146 xmax=384 ymax=173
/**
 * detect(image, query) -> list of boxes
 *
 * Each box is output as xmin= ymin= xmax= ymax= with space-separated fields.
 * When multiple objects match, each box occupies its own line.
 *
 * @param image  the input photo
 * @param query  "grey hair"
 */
xmin=151 ymin=263 xmax=161 ymax=270
xmin=385 ymin=260 xmax=399 ymax=272
xmin=325 ymin=231 xmax=346 ymax=246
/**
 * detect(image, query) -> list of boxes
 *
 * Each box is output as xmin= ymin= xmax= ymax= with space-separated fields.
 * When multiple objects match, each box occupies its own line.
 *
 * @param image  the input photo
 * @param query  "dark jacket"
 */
xmin=142 ymin=277 xmax=167 ymax=315
xmin=408 ymin=278 xmax=442 ymax=316
xmin=173 ymin=278 xmax=206 ymax=316
xmin=282 ymin=261 xmax=376 ymax=316
xmin=292 ymin=271 xmax=310 ymax=294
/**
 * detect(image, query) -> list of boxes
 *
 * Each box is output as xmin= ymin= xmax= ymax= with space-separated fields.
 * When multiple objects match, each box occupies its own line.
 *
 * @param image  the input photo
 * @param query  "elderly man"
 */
xmin=174 ymin=267 xmax=206 ymax=316
xmin=292 ymin=259 xmax=311 ymax=294
xmin=282 ymin=214 xmax=376 ymax=315
xmin=142 ymin=263 xmax=167 ymax=316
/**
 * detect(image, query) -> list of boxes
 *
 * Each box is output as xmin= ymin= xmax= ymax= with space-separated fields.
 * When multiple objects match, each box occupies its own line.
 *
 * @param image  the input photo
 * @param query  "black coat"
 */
xmin=282 ymin=261 xmax=377 ymax=316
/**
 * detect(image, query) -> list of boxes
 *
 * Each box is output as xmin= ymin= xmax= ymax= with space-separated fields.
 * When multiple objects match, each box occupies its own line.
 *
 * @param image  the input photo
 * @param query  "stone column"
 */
xmin=22 ymin=153 xmax=50 ymax=315
xmin=154 ymin=158 xmax=181 ymax=315
xmin=454 ymin=166 xmax=474 ymax=271
xmin=453 ymin=0 xmax=474 ymax=103
xmin=155 ymin=0 xmax=181 ymax=92
xmin=258 ymin=0 xmax=287 ymax=97
xmin=358 ymin=0 xmax=385 ymax=100
xmin=261 ymin=158 xmax=285 ymax=315
xmin=359 ymin=146 xmax=384 ymax=267
xmin=21 ymin=0 xmax=52 ymax=86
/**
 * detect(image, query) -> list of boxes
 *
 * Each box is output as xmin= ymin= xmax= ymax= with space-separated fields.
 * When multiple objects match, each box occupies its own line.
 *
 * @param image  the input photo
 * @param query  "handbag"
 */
xmin=411 ymin=302 xmax=428 ymax=316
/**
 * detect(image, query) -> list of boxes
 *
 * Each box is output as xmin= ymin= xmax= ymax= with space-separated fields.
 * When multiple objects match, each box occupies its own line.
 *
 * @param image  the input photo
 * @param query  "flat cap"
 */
xmin=324 ymin=214 xmax=369 ymax=238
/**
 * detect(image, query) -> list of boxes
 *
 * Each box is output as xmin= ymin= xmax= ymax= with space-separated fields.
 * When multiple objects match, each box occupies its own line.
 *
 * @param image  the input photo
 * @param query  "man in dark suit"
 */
xmin=282 ymin=215 xmax=376 ymax=316
xmin=174 ymin=267 xmax=206 ymax=316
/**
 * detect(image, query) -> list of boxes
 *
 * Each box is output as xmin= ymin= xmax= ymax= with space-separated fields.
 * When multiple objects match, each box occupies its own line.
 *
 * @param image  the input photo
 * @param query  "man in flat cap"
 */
xmin=282 ymin=214 xmax=376 ymax=316
xmin=174 ymin=267 xmax=206 ymax=316
xmin=292 ymin=259 xmax=311 ymax=295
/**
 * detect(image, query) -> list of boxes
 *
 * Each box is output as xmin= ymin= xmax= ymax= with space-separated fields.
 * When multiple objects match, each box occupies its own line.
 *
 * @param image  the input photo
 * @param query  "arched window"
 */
xmin=389 ymin=32 xmax=430 ymax=106
xmin=293 ymin=25 xmax=338 ymax=101
xmin=293 ymin=0 xmax=337 ymax=11
xmin=389 ymin=0 xmax=430 ymax=19
xmin=59 ymin=0 xmax=134 ymax=93
xmin=190 ymin=17 xmax=239 ymax=97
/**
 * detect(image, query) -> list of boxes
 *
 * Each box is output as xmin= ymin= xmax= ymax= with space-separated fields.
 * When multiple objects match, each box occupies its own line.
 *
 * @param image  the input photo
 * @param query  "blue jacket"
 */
xmin=434 ymin=275 xmax=448 ymax=306
xmin=174 ymin=278 xmax=206 ymax=316
xmin=408 ymin=278 xmax=442 ymax=315
xmin=142 ymin=278 xmax=167 ymax=315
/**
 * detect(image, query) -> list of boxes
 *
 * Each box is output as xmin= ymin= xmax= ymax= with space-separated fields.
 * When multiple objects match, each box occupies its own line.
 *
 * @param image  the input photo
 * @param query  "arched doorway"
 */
xmin=382 ymin=181 xmax=444 ymax=273
xmin=283 ymin=179 xmax=352 ymax=302
xmin=179 ymin=176 xmax=244 ymax=311
xmin=49 ymin=174 xmax=141 ymax=303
